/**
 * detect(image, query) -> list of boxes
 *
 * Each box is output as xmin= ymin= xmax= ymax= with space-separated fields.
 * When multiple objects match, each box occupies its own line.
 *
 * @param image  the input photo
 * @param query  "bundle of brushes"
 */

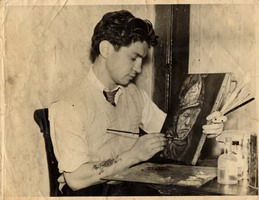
xmin=220 ymin=74 xmax=255 ymax=116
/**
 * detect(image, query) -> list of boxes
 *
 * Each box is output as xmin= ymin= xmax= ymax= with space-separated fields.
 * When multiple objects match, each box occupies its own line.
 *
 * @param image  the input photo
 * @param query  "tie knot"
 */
xmin=103 ymin=89 xmax=119 ymax=106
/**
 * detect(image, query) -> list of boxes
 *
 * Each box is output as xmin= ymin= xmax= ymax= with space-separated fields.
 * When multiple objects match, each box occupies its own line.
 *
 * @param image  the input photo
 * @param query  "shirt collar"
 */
xmin=87 ymin=66 xmax=123 ymax=104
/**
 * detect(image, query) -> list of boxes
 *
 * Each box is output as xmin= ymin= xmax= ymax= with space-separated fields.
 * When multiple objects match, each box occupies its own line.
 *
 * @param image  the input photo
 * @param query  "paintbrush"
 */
xmin=220 ymin=74 xmax=250 ymax=114
xmin=107 ymin=128 xmax=174 ymax=140
xmin=223 ymin=97 xmax=255 ymax=116
xmin=225 ymin=93 xmax=251 ymax=113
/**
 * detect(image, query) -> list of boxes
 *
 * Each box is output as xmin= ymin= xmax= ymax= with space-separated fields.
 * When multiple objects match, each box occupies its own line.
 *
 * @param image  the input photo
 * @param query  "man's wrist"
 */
xmin=119 ymin=149 xmax=140 ymax=166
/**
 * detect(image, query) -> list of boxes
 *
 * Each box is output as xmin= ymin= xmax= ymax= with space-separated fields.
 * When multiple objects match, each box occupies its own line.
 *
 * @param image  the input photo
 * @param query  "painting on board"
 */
xmin=161 ymin=73 xmax=230 ymax=165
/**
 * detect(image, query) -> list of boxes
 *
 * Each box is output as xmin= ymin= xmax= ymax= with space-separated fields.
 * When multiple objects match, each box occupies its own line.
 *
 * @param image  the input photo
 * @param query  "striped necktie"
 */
xmin=103 ymin=89 xmax=119 ymax=106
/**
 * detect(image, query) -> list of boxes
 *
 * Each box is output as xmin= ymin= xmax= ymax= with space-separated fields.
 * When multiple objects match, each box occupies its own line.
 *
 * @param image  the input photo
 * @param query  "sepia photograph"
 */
xmin=0 ymin=0 xmax=258 ymax=199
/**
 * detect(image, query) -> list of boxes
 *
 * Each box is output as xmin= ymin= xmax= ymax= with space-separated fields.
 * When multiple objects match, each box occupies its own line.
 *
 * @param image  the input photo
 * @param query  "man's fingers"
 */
xmin=206 ymin=111 xmax=227 ymax=123
xmin=203 ymin=128 xmax=222 ymax=134
xmin=140 ymin=133 xmax=166 ymax=150
xmin=212 ymin=116 xmax=227 ymax=123
xmin=204 ymin=111 xmax=227 ymax=139
xmin=203 ymin=123 xmax=224 ymax=138
xmin=151 ymin=140 xmax=166 ymax=148
xmin=144 ymin=133 xmax=166 ymax=141
xmin=143 ymin=132 xmax=164 ymax=138
xmin=206 ymin=111 xmax=221 ymax=120
xmin=148 ymin=137 xmax=166 ymax=147
xmin=206 ymin=134 xmax=219 ymax=138
xmin=203 ymin=123 xmax=223 ymax=130
xmin=152 ymin=146 xmax=164 ymax=154
xmin=203 ymin=124 xmax=223 ymax=136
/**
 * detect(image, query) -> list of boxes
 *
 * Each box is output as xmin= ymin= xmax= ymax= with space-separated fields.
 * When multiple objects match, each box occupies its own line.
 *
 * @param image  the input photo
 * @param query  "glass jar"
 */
xmin=217 ymin=137 xmax=238 ymax=185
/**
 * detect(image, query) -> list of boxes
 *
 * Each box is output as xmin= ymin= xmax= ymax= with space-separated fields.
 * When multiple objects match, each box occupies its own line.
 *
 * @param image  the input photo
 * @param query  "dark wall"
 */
xmin=153 ymin=5 xmax=190 ymax=114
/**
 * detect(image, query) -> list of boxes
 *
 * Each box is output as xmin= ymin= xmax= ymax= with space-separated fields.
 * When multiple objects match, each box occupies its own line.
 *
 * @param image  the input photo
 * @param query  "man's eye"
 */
xmin=183 ymin=113 xmax=190 ymax=118
xmin=131 ymin=57 xmax=136 ymax=61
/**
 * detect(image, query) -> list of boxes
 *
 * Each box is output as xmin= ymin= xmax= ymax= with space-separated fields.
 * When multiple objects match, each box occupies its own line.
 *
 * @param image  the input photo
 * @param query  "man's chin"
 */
xmin=177 ymin=130 xmax=190 ymax=140
xmin=173 ymin=139 xmax=187 ymax=146
xmin=118 ymin=80 xmax=132 ymax=87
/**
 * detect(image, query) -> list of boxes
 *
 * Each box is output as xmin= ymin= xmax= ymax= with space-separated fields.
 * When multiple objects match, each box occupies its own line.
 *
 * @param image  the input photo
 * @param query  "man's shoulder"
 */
xmin=50 ymin=78 xmax=93 ymax=110
xmin=49 ymin=93 xmax=90 ymax=121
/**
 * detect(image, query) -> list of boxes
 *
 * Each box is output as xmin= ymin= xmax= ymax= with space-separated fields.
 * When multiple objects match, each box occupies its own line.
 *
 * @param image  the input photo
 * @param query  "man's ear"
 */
xmin=99 ymin=40 xmax=113 ymax=59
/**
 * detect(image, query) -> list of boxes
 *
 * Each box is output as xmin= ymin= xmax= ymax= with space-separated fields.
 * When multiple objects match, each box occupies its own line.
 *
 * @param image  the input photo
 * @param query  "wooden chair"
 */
xmin=34 ymin=108 xmax=62 ymax=196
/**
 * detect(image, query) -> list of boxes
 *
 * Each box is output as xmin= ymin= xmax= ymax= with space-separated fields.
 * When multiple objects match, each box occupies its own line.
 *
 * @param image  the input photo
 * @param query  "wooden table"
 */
xmin=147 ymin=178 xmax=257 ymax=195
xmin=103 ymin=160 xmax=258 ymax=196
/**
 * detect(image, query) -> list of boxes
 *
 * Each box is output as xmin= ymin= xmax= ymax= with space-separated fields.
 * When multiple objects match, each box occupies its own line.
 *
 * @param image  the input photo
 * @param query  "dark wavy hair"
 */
xmin=90 ymin=10 xmax=158 ymax=63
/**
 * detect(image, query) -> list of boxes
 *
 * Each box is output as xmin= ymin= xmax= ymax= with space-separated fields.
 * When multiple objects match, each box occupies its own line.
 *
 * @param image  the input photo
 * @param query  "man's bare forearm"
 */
xmin=64 ymin=150 xmax=139 ymax=191
xmin=92 ymin=158 xmax=122 ymax=175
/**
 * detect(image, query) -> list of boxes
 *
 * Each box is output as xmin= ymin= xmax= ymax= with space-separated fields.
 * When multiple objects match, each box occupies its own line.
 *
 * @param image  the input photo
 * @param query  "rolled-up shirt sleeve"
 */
xmin=49 ymin=100 xmax=90 ymax=173
xmin=139 ymin=90 xmax=167 ymax=133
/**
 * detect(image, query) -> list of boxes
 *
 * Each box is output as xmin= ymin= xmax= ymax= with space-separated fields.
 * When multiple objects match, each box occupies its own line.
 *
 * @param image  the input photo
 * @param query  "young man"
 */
xmin=49 ymin=10 xmax=226 ymax=196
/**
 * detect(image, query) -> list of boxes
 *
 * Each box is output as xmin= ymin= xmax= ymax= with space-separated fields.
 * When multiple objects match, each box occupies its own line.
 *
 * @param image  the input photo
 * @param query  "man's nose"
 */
xmin=133 ymin=59 xmax=142 ymax=73
xmin=185 ymin=117 xmax=191 ymax=125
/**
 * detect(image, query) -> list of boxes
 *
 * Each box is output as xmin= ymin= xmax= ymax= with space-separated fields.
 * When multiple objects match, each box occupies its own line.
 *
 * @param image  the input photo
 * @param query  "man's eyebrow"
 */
xmin=133 ymin=53 xmax=145 ymax=58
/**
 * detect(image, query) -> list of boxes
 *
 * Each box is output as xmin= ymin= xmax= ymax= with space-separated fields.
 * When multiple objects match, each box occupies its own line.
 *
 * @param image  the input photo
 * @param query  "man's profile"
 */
xmin=49 ymin=10 xmax=167 ymax=196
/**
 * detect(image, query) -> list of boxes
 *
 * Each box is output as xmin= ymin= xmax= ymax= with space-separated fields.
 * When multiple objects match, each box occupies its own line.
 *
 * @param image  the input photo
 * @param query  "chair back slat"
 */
xmin=34 ymin=108 xmax=61 ymax=196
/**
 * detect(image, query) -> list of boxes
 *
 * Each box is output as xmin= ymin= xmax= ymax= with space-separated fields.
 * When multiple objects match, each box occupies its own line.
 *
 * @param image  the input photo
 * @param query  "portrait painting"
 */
xmin=161 ymin=73 xmax=230 ymax=165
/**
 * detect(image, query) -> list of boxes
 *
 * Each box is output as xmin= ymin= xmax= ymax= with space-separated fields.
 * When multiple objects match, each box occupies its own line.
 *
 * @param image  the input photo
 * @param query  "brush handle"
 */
xmin=223 ymin=97 xmax=255 ymax=116
xmin=221 ymin=75 xmax=250 ymax=114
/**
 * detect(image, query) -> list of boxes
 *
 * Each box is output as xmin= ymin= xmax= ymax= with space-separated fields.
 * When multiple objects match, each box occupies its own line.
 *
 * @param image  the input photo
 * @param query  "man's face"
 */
xmin=176 ymin=107 xmax=201 ymax=140
xmin=106 ymin=41 xmax=148 ymax=87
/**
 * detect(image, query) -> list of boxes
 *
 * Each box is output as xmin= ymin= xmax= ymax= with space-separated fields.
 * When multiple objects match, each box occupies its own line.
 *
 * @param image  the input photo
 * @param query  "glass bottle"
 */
xmin=241 ymin=136 xmax=250 ymax=181
xmin=232 ymin=141 xmax=243 ymax=180
xmin=217 ymin=137 xmax=238 ymax=185
xmin=237 ymin=144 xmax=244 ymax=180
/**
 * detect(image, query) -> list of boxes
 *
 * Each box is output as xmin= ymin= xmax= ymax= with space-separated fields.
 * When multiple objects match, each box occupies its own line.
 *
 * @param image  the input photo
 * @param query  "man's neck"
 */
xmin=92 ymin=58 xmax=117 ymax=91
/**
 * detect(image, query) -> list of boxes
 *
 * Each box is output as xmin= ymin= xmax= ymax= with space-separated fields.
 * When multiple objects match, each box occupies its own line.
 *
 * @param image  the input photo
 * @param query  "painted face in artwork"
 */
xmin=106 ymin=41 xmax=148 ymax=87
xmin=162 ymin=75 xmax=205 ymax=160
xmin=175 ymin=107 xmax=201 ymax=140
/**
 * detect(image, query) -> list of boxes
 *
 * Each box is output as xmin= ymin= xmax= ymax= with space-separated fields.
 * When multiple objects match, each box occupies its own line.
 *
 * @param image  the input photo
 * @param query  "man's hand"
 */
xmin=129 ymin=132 xmax=166 ymax=162
xmin=202 ymin=111 xmax=227 ymax=138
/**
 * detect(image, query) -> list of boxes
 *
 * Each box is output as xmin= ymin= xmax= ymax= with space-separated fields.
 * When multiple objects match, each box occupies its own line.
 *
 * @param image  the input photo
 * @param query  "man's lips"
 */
xmin=129 ymin=74 xmax=136 ymax=77
xmin=173 ymin=139 xmax=187 ymax=146
xmin=128 ymin=74 xmax=136 ymax=79
xmin=179 ymin=129 xmax=190 ymax=133
xmin=177 ymin=129 xmax=190 ymax=139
